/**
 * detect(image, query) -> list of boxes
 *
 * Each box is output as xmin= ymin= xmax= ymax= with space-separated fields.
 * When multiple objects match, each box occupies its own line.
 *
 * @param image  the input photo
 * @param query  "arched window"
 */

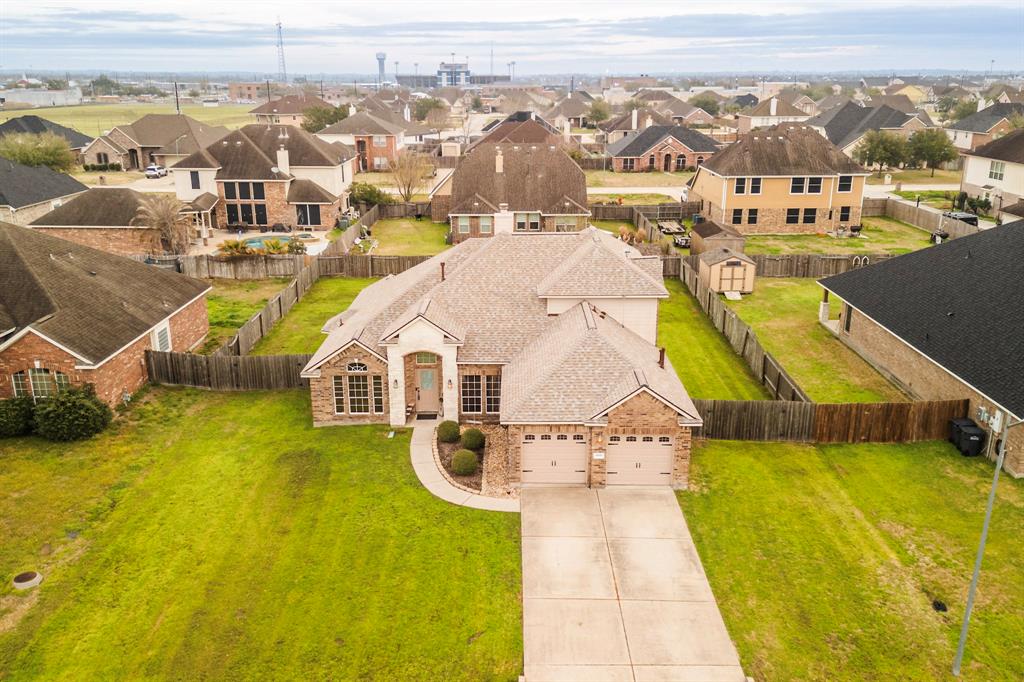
xmin=12 ymin=368 xmax=70 ymax=399
xmin=676 ymin=156 xmax=687 ymax=171
xmin=346 ymin=361 xmax=368 ymax=372
xmin=696 ymin=156 xmax=705 ymax=166
xmin=648 ymin=155 xmax=656 ymax=169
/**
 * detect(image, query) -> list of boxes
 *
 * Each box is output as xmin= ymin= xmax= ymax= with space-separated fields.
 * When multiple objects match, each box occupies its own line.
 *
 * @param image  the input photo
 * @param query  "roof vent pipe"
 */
xmin=658 ymin=347 xmax=665 ymax=368
xmin=440 ymin=261 xmax=446 ymax=281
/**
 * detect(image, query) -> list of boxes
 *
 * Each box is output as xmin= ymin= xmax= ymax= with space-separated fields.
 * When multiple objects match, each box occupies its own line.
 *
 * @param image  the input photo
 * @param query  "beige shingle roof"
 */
xmin=536 ymin=236 xmax=667 ymax=298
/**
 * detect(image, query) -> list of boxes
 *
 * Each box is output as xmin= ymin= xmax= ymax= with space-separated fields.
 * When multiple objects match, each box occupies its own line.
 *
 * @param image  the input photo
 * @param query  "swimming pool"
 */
xmin=242 ymin=233 xmax=315 ymax=248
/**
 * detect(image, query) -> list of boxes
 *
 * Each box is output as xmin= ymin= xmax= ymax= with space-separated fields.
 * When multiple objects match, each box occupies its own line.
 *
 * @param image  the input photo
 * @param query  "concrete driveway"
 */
xmin=521 ymin=487 xmax=744 ymax=682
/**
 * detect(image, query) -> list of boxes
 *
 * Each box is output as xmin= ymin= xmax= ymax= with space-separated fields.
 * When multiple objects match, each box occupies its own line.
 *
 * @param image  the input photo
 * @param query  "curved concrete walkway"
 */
xmin=410 ymin=422 xmax=519 ymax=513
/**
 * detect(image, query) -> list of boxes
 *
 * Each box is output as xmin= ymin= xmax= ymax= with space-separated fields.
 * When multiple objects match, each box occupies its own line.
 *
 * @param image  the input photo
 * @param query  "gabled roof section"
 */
xmin=549 ymin=97 xmax=590 ymax=119
xmin=606 ymin=125 xmax=718 ymax=158
xmin=380 ymin=297 xmax=466 ymax=344
xmin=950 ymin=103 xmax=1024 ymax=133
xmin=31 ymin=187 xmax=147 ymax=227
xmin=806 ymin=102 xmax=923 ymax=148
xmin=450 ymin=192 xmax=499 ymax=215
xmin=249 ymin=94 xmax=331 ymax=115
xmin=744 ymin=97 xmax=806 ymax=117
xmin=319 ymin=111 xmax=405 ymax=136
xmin=0 ymin=156 xmax=87 ymax=209
xmin=964 ymin=128 xmax=1024 ymax=164
xmin=819 ymin=220 xmax=1024 ymax=419
xmin=701 ymin=124 xmax=865 ymax=176
xmin=116 ymin=114 xmax=228 ymax=150
xmin=287 ymin=178 xmax=337 ymax=203
xmin=536 ymin=236 xmax=667 ymax=298
xmin=599 ymin=108 xmax=671 ymax=132
xmin=0 ymin=115 xmax=93 ymax=149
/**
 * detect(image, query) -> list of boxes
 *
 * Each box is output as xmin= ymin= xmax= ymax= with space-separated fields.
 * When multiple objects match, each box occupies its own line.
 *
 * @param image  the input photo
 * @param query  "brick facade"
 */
xmin=836 ymin=304 xmax=1023 ymax=476
xmin=82 ymin=136 xmax=130 ymax=169
xmin=214 ymin=180 xmax=343 ymax=231
xmin=309 ymin=345 xmax=390 ymax=427
xmin=690 ymin=200 xmax=865 ymax=235
xmin=448 ymin=214 xmax=588 ymax=243
xmin=353 ymin=134 xmax=398 ymax=172
xmin=30 ymin=226 xmax=163 ymax=257
xmin=0 ymin=296 xmax=208 ymax=407
xmin=1 ymin=194 xmax=85 ymax=226
xmin=611 ymin=137 xmax=713 ymax=173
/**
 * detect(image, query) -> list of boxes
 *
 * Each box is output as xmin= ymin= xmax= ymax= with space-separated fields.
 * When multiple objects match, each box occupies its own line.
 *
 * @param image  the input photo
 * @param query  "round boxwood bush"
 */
xmin=460 ymin=427 xmax=485 ymax=451
xmin=0 ymin=397 xmax=35 ymax=438
xmin=33 ymin=385 xmax=112 ymax=442
xmin=437 ymin=420 xmax=461 ymax=443
xmin=451 ymin=449 xmax=479 ymax=476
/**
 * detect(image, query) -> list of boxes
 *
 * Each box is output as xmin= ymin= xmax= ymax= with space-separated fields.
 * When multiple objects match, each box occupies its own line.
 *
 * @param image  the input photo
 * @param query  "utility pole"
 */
xmin=490 ymin=42 xmax=494 ymax=77
xmin=320 ymin=79 xmax=324 ymax=99
xmin=953 ymin=415 xmax=1020 ymax=676
xmin=173 ymin=81 xmax=180 ymax=114
xmin=265 ymin=79 xmax=271 ymax=102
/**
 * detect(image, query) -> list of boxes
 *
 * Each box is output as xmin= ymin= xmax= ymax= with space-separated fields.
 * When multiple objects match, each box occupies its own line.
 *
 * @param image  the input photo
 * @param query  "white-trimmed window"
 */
xmin=731 ymin=208 xmax=742 ymax=225
xmin=786 ymin=208 xmax=800 ymax=224
xmin=348 ymin=375 xmax=370 ymax=413
xmin=802 ymin=208 xmax=817 ymax=224
xmin=461 ymin=374 xmax=482 ymax=413
xmin=989 ymin=161 xmax=1005 ymax=181
xmin=622 ymin=158 xmax=635 ymax=171
xmin=554 ymin=217 xmax=578 ymax=232
xmin=479 ymin=216 xmax=493 ymax=234
xmin=372 ymin=376 xmax=384 ymax=414
xmin=485 ymin=375 xmax=501 ymax=413
xmin=373 ymin=135 xmax=387 ymax=148
xmin=747 ymin=208 xmax=758 ymax=225
xmin=296 ymin=204 xmax=322 ymax=226
xmin=457 ymin=216 xmax=470 ymax=234
xmin=807 ymin=177 xmax=822 ymax=194
xmin=373 ymin=156 xmax=388 ymax=170
xmin=416 ymin=352 xmax=437 ymax=365
xmin=514 ymin=212 xmax=540 ymax=231
xmin=346 ymin=361 xmax=368 ymax=372
xmin=14 ymin=368 xmax=69 ymax=400
xmin=837 ymin=175 xmax=853 ymax=192
xmin=573 ymin=434 xmax=585 ymax=442
xmin=790 ymin=177 xmax=806 ymax=194
xmin=749 ymin=177 xmax=762 ymax=194
xmin=11 ymin=371 xmax=30 ymax=397
xmin=734 ymin=178 xmax=746 ymax=194
xmin=151 ymin=321 xmax=171 ymax=352
xmin=333 ymin=376 xmax=345 ymax=414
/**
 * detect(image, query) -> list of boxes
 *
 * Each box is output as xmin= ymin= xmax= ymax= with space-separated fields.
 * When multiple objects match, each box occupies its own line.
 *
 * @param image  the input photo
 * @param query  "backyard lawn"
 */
xmin=659 ymin=280 xmax=768 ymax=400
xmin=201 ymin=278 xmax=290 ymax=354
xmin=368 ymin=218 xmax=449 ymax=256
xmin=865 ymin=168 xmax=961 ymax=185
xmin=725 ymin=278 xmax=906 ymax=402
xmin=744 ymin=216 xmax=933 ymax=255
xmin=680 ymin=439 xmax=1024 ymax=681
xmin=585 ymin=170 xmax=693 ymax=188
xmin=894 ymin=189 xmax=956 ymax=211
xmin=0 ymin=104 xmax=255 ymax=137
xmin=69 ymin=170 xmax=144 ymax=185
xmin=0 ymin=388 xmax=522 ymax=680
xmin=250 ymin=277 xmax=375 ymax=355
xmin=589 ymin=192 xmax=678 ymax=205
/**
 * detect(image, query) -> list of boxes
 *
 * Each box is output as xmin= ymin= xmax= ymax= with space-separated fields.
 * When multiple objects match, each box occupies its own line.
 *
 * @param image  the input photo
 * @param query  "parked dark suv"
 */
xmin=942 ymin=211 xmax=979 ymax=226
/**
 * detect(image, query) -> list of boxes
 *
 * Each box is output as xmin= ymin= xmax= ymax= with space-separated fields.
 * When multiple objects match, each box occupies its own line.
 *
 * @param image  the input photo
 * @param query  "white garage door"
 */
xmin=521 ymin=433 xmax=588 ymax=485
xmin=606 ymin=434 xmax=674 ymax=485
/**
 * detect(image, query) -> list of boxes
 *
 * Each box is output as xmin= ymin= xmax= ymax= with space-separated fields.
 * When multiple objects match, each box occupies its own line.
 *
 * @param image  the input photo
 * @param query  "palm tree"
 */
xmin=133 ymin=194 xmax=191 ymax=255
xmin=259 ymin=239 xmax=288 ymax=255
xmin=219 ymin=239 xmax=252 ymax=257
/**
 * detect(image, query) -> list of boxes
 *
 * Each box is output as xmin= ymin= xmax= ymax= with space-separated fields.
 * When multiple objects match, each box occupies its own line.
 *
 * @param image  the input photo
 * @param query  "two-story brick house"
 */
xmin=0 ymin=222 xmax=209 ymax=406
xmin=431 ymin=143 xmax=589 ymax=242
xmin=171 ymin=124 xmax=355 ymax=231
xmin=687 ymin=124 xmax=869 ymax=234
xmin=315 ymin=111 xmax=408 ymax=172
xmin=606 ymin=125 xmax=718 ymax=172
xmin=249 ymin=94 xmax=333 ymax=127
xmin=81 ymin=114 xmax=229 ymax=170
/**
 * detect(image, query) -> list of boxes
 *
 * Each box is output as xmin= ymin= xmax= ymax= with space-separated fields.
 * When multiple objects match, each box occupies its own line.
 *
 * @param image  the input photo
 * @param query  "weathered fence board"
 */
xmin=146 ymin=351 xmax=313 ymax=390
xmin=179 ymin=254 xmax=306 ymax=280
xmin=694 ymin=399 xmax=816 ymax=441
xmin=317 ymin=254 xmax=431 ymax=278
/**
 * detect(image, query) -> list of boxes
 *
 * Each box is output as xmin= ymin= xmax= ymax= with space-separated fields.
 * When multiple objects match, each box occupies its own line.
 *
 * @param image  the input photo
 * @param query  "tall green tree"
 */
xmin=0 ymin=131 xmax=76 ymax=172
xmin=689 ymin=94 xmax=719 ymax=116
xmin=588 ymin=99 xmax=611 ymax=123
xmin=853 ymin=130 xmax=909 ymax=176
xmin=413 ymin=97 xmax=446 ymax=122
xmin=908 ymin=128 xmax=958 ymax=176
xmin=301 ymin=105 xmax=348 ymax=133
xmin=950 ymin=99 xmax=978 ymax=122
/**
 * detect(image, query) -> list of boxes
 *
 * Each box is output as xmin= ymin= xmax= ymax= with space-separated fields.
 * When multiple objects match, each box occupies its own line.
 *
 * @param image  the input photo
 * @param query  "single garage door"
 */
xmin=606 ymin=434 xmax=673 ymax=485
xmin=521 ymin=433 xmax=588 ymax=485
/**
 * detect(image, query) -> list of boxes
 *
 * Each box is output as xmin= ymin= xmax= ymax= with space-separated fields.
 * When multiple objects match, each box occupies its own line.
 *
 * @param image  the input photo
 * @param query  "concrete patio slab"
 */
xmin=523 ymin=598 xmax=631 ymax=666
xmin=523 ymin=664 xmax=634 ymax=682
xmin=522 ymin=536 xmax=616 ymax=600
xmin=620 ymin=600 xmax=741 ymax=667
xmin=521 ymin=487 xmax=604 ymax=538
xmin=608 ymin=537 xmax=714 ymax=602
xmin=632 ymin=665 xmax=749 ymax=681
xmin=598 ymin=488 xmax=690 ymax=539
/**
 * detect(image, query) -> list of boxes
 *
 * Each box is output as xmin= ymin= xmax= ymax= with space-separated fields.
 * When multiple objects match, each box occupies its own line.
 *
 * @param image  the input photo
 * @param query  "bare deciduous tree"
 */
xmin=133 ymin=193 xmax=191 ymax=255
xmin=390 ymin=151 xmax=433 ymax=203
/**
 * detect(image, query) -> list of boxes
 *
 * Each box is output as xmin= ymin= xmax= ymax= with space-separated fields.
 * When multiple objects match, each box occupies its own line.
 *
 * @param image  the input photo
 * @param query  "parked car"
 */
xmin=144 ymin=164 xmax=168 ymax=178
xmin=942 ymin=210 xmax=978 ymax=226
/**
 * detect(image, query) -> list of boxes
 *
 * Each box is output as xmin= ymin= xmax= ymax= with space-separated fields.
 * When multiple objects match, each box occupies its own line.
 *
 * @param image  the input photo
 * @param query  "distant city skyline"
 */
xmin=2 ymin=1 xmax=1022 ymax=76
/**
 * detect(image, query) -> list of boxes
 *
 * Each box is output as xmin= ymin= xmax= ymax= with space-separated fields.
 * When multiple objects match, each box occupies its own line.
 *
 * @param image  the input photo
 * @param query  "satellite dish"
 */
xmin=271 ymin=166 xmax=280 ymax=174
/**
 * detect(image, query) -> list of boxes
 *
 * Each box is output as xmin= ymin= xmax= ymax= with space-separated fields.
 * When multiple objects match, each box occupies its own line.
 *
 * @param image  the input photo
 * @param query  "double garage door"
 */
xmin=606 ymin=434 xmax=674 ymax=486
xmin=520 ymin=432 xmax=674 ymax=486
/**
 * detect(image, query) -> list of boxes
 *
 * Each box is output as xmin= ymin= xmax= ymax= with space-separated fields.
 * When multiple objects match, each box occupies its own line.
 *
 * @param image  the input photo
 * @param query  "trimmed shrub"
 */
xmin=437 ymin=420 xmax=460 ymax=443
xmin=33 ymin=385 xmax=112 ymax=442
xmin=451 ymin=449 xmax=479 ymax=476
xmin=460 ymin=427 xmax=485 ymax=451
xmin=0 ymin=397 xmax=35 ymax=437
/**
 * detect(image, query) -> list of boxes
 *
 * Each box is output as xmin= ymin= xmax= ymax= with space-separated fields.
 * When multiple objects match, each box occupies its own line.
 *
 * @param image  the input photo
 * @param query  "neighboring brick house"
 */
xmin=547 ymin=95 xmax=591 ymax=129
xmin=806 ymin=101 xmax=933 ymax=158
xmin=433 ymin=143 xmax=589 ymax=242
xmin=736 ymin=97 xmax=810 ymax=134
xmin=606 ymin=125 xmax=718 ymax=172
xmin=0 ymin=222 xmax=209 ymax=406
xmin=30 ymin=188 xmax=163 ymax=256
xmin=249 ymin=94 xmax=332 ymax=127
xmin=945 ymin=103 xmax=1024 ymax=151
xmin=654 ymin=98 xmax=716 ymax=126
xmin=687 ymin=124 xmax=869 ymax=234
xmin=80 ymin=114 xmax=229 ymax=170
xmin=171 ymin=124 xmax=355 ymax=231
xmin=959 ymin=128 xmax=1024 ymax=214
xmin=598 ymin=108 xmax=672 ymax=144
xmin=777 ymin=89 xmax=819 ymax=116
xmin=301 ymin=228 xmax=702 ymax=488
xmin=316 ymin=112 xmax=407 ymax=172
xmin=818 ymin=221 xmax=1024 ymax=476
xmin=0 ymin=156 xmax=87 ymax=225
xmin=0 ymin=115 xmax=93 ymax=156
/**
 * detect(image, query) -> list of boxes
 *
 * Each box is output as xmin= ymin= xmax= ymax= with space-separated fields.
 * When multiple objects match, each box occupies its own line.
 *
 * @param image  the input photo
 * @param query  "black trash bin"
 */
xmin=950 ymin=417 xmax=976 ymax=444
xmin=958 ymin=426 xmax=986 ymax=457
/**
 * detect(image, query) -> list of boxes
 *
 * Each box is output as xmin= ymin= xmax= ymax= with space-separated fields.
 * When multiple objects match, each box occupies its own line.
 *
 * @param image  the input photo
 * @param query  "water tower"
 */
xmin=376 ymin=52 xmax=386 ymax=85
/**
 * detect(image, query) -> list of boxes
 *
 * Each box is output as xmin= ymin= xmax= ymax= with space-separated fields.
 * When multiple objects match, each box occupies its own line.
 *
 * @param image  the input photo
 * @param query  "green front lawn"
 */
xmin=725 ymin=278 xmax=906 ymax=402
xmin=201 ymin=278 xmax=291 ymax=354
xmin=865 ymin=168 xmax=962 ymax=185
xmin=589 ymin=193 xmax=679 ymax=205
xmin=660 ymin=279 xmax=769 ymax=400
xmin=894 ymin=189 xmax=956 ymax=212
xmin=250 ymin=277 xmax=375 ymax=355
xmin=585 ymin=170 xmax=693 ymax=188
xmin=370 ymin=218 xmax=450 ymax=256
xmin=680 ymin=439 xmax=1024 ymax=680
xmin=744 ymin=216 xmax=933 ymax=255
xmin=354 ymin=171 xmax=395 ymax=185
xmin=0 ymin=388 xmax=522 ymax=680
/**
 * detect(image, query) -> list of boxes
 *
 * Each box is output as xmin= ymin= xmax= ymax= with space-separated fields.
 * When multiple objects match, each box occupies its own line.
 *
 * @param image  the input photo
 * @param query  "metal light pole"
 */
xmin=952 ymin=414 xmax=1020 ymax=676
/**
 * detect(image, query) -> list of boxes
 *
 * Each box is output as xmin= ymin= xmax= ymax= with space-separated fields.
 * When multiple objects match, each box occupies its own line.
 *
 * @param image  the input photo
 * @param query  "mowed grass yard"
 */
xmin=250 ymin=277 xmax=375 ymax=355
xmin=370 ymin=218 xmax=450 ymax=256
xmin=865 ymin=168 xmax=961 ymax=185
xmin=0 ymin=388 xmax=522 ymax=680
xmin=588 ymin=193 xmax=678 ymax=205
xmin=660 ymin=280 xmax=768 ymax=400
xmin=200 ymin=278 xmax=290 ymax=354
xmin=680 ymin=439 xmax=1024 ymax=680
xmin=726 ymin=278 xmax=906 ymax=402
xmin=585 ymin=170 xmax=693 ymax=187
xmin=0 ymin=103 xmax=255 ymax=137
xmin=745 ymin=216 xmax=933 ymax=255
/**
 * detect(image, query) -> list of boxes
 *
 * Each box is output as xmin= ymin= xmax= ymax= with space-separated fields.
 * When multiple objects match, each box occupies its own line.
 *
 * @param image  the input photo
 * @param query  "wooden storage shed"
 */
xmin=689 ymin=220 xmax=746 ymax=256
xmin=698 ymin=248 xmax=756 ymax=294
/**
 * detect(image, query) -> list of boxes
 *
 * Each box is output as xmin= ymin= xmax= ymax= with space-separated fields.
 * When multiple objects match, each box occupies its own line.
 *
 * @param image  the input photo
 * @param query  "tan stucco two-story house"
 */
xmin=301 ymin=227 xmax=702 ymax=489
xmin=688 ymin=124 xmax=869 ymax=234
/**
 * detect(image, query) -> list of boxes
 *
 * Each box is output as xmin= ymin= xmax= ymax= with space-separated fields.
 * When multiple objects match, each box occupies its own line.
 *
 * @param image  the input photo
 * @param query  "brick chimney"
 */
xmin=769 ymin=98 xmax=778 ymax=116
xmin=495 ymin=148 xmax=503 ymax=173
xmin=631 ymin=108 xmax=638 ymax=130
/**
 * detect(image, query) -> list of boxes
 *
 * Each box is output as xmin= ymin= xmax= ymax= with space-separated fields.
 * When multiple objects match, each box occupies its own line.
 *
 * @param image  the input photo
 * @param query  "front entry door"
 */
xmin=415 ymin=368 xmax=439 ymax=413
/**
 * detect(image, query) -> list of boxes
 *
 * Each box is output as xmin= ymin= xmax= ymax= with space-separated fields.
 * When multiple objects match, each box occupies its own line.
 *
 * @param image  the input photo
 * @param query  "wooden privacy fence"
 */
xmin=317 ymin=254 xmax=432 ymax=278
xmin=146 ymin=351 xmax=313 ymax=390
xmin=692 ymin=398 xmax=968 ymax=443
xmin=179 ymin=254 xmax=306 ymax=279
xmin=679 ymin=261 xmax=810 ymax=401
xmin=677 ymin=253 xmax=895 ymax=279
xmin=864 ymin=196 xmax=978 ymax=239
xmin=325 ymin=204 xmax=380 ymax=256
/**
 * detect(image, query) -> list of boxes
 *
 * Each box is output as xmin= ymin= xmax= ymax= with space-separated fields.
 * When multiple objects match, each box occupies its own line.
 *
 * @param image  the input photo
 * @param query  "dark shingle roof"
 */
xmin=249 ymin=94 xmax=332 ymax=115
xmin=0 ymin=157 xmax=87 ymax=209
xmin=116 ymin=114 xmax=228 ymax=152
xmin=606 ymin=125 xmax=718 ymax=157
xmin=691 ymin=221 xmax=741 ymax=239
xmin=31 ymin=187 xmax=147 ymax=226
xmin=964 ymin=128 xmax=1024 ymax=164
xmin=287 ymin=178 xmax=337 ymax=203
xmin=478 ymin=118 xmax=561 ymax=146
xmin=319 ymin=111 xmax=405 ymax=136
xmin=0 ymin=115 xmax=93 ymax=149
xmin=950 ymin=103 xmax=1024 ymax=133
xmin=599 ymin=108 xmax=671 ymax=132
xmin=0 ymin=221 xmax=209 ymax=364
xmin=1002 ymin=200 xmax=1024 ymax=218
xmin=449 ymin=143 xmax=587 ymax=215
xmin=806 ymin=102 xmax=922 ymax=148
xmin=701 ymin=124 xmax=864 ymax=176
xmin=819 ymin=221 xmax=1024 ymax=418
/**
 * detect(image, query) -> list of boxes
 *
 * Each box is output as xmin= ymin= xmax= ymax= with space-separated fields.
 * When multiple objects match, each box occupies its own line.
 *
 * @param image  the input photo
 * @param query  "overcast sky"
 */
xmin=2 ymin=1 xmax=1022 ymax=76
